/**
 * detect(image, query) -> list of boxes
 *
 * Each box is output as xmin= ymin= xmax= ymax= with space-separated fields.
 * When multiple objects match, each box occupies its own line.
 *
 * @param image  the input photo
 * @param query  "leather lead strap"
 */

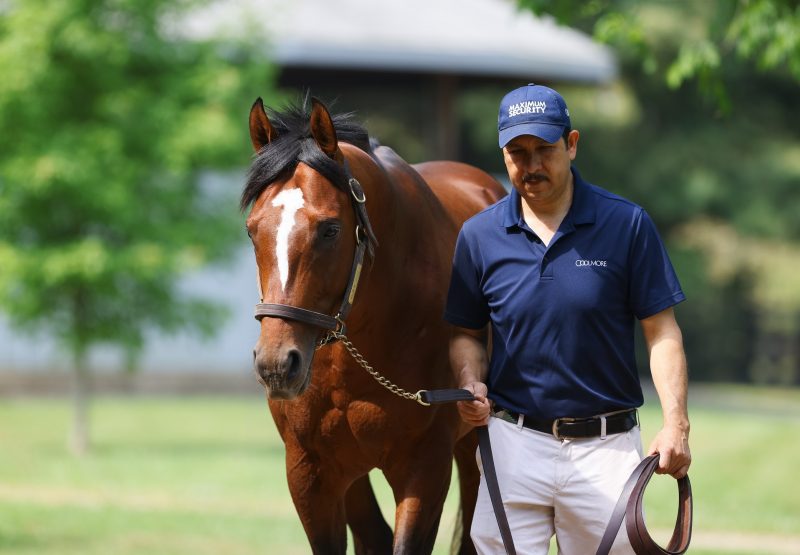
xmin=419 ymin=389 xmax=474 ymax=404
xmin=477 ymin=425 xmax=517 ymax=555
xmin=420 ymin=388 xmax=517 ymax=554
xmin=423 ymin=389 xmax=692 ymax=555
xmin=596 ymin=454 xmax=692 ymax=555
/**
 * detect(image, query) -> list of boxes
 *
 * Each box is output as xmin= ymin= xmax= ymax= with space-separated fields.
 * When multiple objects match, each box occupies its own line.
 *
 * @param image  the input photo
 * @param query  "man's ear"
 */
xmin=567 ymin=129 xmax=580 ymax=160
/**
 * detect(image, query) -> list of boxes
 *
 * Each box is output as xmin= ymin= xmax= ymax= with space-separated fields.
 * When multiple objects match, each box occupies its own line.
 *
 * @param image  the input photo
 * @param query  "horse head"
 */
xmin=243 ymin=97 xmax=375 ymax=399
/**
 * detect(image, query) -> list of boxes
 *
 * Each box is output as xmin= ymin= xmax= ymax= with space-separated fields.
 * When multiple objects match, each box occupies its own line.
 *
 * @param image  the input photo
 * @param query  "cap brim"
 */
xmin=499 ymin=122 xmax=565 ymax=148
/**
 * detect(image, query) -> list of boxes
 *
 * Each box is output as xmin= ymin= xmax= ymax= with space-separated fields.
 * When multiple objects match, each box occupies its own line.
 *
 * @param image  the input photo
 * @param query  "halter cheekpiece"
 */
xmin=253 ymin=163 xmax=375 ymax=348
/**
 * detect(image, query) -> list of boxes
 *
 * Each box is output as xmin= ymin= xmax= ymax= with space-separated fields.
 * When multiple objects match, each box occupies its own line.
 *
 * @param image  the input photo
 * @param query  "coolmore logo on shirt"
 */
xmin=575 ymin=259 xmax=608 ymax=267
xmin=508 ymin=100 xmax=547 ymax=117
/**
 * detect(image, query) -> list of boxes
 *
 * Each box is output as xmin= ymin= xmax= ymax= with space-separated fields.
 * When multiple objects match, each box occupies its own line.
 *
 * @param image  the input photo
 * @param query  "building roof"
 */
xmin=182 ymin=0 xmax=616 ymax=83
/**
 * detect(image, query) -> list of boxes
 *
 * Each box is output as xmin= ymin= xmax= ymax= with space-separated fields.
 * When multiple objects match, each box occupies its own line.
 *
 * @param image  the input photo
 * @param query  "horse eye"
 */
xmin=317 ymin=218 xmax=342 ymax=245
xmin=323 ymin=224 xmax=341 ymax=238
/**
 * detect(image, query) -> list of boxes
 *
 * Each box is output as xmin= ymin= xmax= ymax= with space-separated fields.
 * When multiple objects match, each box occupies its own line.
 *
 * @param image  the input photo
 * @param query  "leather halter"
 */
xmin=253 ymin=161 xmax=376 ymax=347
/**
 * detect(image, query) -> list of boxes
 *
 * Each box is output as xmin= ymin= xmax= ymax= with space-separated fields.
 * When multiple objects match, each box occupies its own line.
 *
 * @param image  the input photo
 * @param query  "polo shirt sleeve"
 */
xmin=628 ymin=209 xmax=686 ymax=320
xmin=444 ymin=227 xmax=490 ymax=329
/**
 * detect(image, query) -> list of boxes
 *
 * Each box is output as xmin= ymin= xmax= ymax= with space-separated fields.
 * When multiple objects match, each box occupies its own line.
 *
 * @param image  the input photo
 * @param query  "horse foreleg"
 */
xmin=453 ymin=430 xmax=480 ymax=555
xmin=345 ymin=473 xmax=393 ymax=555
xmin=384 ymin=451 xmax=453 ymax=555
xmin=285 ymin=449 xmax=349 ymax=554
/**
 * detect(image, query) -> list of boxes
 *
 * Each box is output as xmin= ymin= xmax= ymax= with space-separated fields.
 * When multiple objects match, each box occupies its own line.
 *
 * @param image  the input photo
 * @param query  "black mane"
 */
xmin=241 ymin=98 xmax=373 ymax=210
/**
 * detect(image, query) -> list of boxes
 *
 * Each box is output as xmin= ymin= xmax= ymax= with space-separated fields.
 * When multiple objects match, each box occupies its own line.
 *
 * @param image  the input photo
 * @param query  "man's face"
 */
xmin=502 ymin=130 xmax=579 ymax=207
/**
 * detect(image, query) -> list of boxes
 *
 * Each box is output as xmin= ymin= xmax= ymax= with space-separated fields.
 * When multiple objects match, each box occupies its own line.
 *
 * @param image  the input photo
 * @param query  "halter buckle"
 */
xmin=316 ymin=316 xmax=347 ymax=349
xmin=334 ymin=314 xmax=346 ymax=333
xmin=355 ymin=224 xmax=367 ymax=245
xmin=349 ymin=178 xmax=366 ymax=203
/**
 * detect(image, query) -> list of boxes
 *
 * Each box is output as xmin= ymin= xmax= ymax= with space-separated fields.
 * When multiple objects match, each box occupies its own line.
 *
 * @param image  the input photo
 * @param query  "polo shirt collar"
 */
xmin=501 ymin=166 xmax=596 ymax=229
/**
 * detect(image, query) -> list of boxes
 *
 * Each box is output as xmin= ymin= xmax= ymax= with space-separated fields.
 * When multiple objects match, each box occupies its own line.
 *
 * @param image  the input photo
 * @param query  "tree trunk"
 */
xmin=69 ymin=349 xmax=91 ymax=456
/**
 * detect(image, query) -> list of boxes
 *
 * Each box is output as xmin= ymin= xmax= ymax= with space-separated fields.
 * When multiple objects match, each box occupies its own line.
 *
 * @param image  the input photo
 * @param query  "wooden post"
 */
xmin=435 ymin=74 xmax=459 ymax=160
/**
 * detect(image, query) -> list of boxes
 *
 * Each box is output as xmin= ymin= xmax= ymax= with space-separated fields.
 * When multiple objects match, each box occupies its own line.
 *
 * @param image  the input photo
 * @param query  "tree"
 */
xmin=0 ymin=0 xmax=273 ymax=454
xmin=511 ymin=0 xmax=800 ymax=383
xmin=519 ymin=0 xmax=800 ymax=109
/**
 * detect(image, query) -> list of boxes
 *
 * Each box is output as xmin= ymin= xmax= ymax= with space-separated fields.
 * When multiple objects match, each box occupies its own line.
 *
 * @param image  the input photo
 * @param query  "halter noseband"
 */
xmin=253 ymin=165 xmax=374 ymax=347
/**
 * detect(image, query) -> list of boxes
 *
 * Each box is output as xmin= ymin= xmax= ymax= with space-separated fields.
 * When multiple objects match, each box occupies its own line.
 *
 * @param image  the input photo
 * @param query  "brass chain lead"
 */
xmin=331 ymin=331 xmax=429 ymax=406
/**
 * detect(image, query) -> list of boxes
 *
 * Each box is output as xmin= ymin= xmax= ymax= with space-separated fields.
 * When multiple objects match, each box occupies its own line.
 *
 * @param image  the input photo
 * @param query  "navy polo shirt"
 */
xmin=445 ymin=168 xmax=685 ymax=420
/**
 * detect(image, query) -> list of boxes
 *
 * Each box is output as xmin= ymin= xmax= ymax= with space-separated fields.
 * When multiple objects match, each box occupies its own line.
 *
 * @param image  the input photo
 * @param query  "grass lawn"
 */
xmin=1 ymin=383 xmax=799 ymax=554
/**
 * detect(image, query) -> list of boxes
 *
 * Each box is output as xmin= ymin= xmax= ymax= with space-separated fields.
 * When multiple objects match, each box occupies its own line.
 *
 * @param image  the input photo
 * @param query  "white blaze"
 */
xmin=271 ymin=188 xmax=305 ymax=291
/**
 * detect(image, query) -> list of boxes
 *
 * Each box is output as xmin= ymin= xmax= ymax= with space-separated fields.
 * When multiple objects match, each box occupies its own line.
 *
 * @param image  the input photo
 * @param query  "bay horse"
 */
xmin=242 ymin=96 xmax=506 ymax=554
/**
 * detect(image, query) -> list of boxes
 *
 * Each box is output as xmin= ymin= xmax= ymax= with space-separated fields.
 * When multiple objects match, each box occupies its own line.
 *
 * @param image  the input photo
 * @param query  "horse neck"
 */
xmin=345 ymin=144 xmax=442 ymax=258
xmin=342 ymin=146 xmax=450 ymax=329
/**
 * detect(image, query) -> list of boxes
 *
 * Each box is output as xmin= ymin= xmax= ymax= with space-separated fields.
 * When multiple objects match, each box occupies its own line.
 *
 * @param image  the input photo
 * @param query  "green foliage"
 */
xmin=575 ymin=78 xmax=800 ymax=382
xmin=729 ymin=0 xmax=800 ymax=76
xmin=0 ymin=0 xmax=273 ymax=358
xmin=520 ymin=0 xmax=800 ymax=108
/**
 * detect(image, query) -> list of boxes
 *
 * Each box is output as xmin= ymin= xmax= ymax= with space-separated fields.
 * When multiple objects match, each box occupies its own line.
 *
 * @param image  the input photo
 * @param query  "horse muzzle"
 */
xmin=253 ymin=347 xmax=312 ymax=399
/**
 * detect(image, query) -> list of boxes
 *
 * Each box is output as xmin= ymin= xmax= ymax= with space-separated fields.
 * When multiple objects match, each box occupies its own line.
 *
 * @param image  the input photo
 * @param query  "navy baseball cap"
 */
xmin=498 ymin=84 xmax=571 ymax=148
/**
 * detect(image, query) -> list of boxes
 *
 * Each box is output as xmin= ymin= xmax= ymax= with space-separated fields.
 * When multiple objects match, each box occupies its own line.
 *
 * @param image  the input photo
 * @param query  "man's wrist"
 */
xmin=456 ymin=368 xmax=483 ymax=388
xmin=663 ymin=416 xmax=690 ymax=435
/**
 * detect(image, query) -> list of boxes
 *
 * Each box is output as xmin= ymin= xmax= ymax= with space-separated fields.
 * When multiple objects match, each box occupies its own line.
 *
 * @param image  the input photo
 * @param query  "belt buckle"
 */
xmin=551 ymin=416 xmax=577 ymax=440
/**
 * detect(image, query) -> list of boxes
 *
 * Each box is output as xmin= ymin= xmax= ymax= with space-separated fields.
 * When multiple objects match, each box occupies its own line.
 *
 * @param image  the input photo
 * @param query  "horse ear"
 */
xmin=249 ymin=97 xmax=276 ymax=152
xmin=310 ymin=97 xmax=338 ymax=158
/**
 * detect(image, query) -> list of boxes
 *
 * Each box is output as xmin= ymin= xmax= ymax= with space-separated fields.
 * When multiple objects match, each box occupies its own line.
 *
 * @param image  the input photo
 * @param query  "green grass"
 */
xmin=1 ymin=385 xmax=799 ymax=554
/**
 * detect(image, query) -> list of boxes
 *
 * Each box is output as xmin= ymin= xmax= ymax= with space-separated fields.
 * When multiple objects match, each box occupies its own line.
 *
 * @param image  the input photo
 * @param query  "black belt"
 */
xmin=492 ymin=407 xmax=638 ymax=440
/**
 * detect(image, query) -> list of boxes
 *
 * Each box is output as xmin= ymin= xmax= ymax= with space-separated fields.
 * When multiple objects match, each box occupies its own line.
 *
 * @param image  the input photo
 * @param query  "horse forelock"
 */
xmin=241 ymin=101 xmax=373 ymax=212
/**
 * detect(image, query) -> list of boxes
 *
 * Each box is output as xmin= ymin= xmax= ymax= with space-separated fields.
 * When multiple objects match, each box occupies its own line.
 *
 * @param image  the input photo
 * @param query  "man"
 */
xmin=445 ymin=84 xmax=691 ymax=554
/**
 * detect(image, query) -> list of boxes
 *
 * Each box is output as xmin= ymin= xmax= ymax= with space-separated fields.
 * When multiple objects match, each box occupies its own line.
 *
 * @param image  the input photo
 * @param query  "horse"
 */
xmin=242 ymin=95 xmax=506 ymax=554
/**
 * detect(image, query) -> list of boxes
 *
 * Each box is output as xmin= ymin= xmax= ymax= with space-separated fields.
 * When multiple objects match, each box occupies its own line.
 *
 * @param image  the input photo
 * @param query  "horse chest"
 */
xmin=279 ymin=395 xmax=388 ymax=441
xmin=344 ymin=400 xmax=391 ymax=439
xmin=316 ymin=400 xmax=390 ymax=442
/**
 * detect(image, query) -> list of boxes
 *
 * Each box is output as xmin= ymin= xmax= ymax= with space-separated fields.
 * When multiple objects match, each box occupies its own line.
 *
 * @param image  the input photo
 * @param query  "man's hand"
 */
xmin=647 ymin=425 xmax=691 ymax=478
xmin=450 ymin=326 xmax=490 ymax=426
xmin=457 ymin=381 xmax=491 ymax=426
xmin=641 ymin=307 xmax=691 ymax=479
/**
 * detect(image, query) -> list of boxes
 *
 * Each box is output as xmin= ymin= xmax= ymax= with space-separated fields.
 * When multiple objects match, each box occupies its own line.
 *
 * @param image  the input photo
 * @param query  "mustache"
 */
xmin=522 ymin=173 xmax=548 ymax=183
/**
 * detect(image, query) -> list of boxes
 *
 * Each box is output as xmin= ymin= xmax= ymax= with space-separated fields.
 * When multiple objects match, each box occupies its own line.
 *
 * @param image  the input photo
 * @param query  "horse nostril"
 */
xmin=285 ymin=349 xmax=302 ymax=383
